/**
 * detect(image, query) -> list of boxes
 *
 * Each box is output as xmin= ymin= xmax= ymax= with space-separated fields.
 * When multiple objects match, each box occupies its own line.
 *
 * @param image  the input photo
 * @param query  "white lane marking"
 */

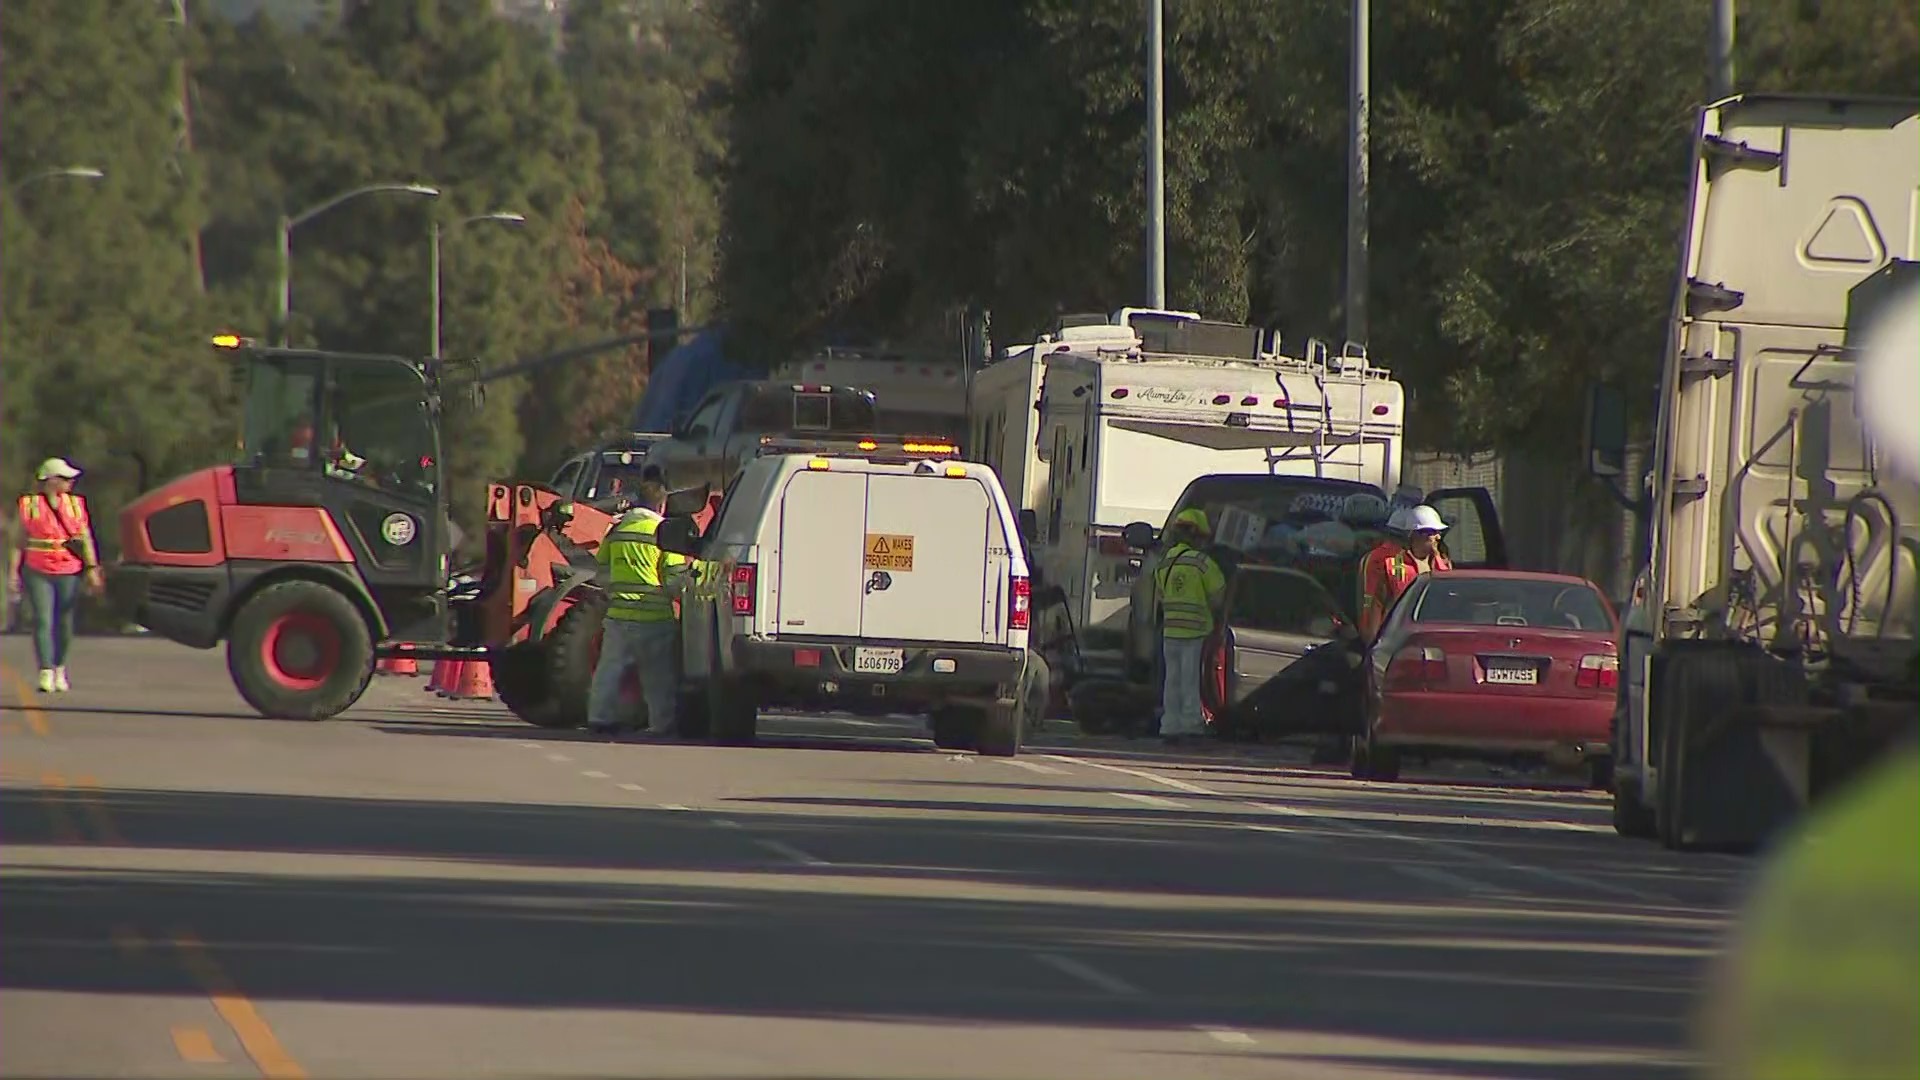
xmin=1240 ymin=822 xmax=1328 ymax=844
xmin=1033 ymin=952 xmax=1142 ymax=997
xmin=755 ymin=839 xmax=828 ymax=867
xmin=516 ymin=742 xmax=540 ymax=749
xmin=1112 ymin=791 xmax=1189 ymax=810
xmin=1195 ymin=1026 xmax=1256 ymax=1046
xmin=581 ymin=770 xmax=610 ymax=779
xmin=709 ymin=819 xmax=741 ymax=829
xmin=658 ymin=803 xmax=691 ymax=811
xmin=1003 ymin=759 xmax=1066 ymax=775
xmin=1397 ymin=863 xmax=1516 ymax=898
xmin=1047 ymin=754 xmax=1214 ymax=795
xmin=545 ymin=753 xmax=572 ymax=763
xmin=618 ymin=783 xmax=646 ymax=793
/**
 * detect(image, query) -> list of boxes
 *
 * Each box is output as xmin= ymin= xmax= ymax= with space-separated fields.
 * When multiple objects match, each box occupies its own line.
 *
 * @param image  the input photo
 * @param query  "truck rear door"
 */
xmin=773 ymin=470 xmax=868 ymax=638
xmin=861 ymin=473 xmax=996 ymax=644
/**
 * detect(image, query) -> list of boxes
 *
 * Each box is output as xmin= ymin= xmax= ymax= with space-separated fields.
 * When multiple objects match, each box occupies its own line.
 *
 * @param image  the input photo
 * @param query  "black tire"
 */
xmin=1612 ymin=774 xmax=1657 ymax=838
xmin=494 ymin=642 xmax=565 ymax=728
xmin=1586 ymin=755 xmax=1615 ymax=792
xmin=538 ymin=592 xmax=607 ymax=730
xmin=973 ymin=700 xmax=1025 ymax=757
xmin=1369 ymin=741 xmax=1402 ymax=782
xmin=1655 ymin=646 xmax=1809 ymax=851
xmin=930 ymin=707 xmax=978 ymax=751
xmin=708 ymin=666 xmax=757 ymax=745
xmin=226 ymin=580 xmax=375 ymax=720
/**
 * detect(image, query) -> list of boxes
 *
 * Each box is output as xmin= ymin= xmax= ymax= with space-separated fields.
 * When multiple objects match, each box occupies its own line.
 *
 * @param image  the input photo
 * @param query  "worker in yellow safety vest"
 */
xmin=1699 ymin=741 xmax=1919 ymax=1080
xmin=8 ymin=458 xmax=103 ymax=693
xmin=1153 ymin=507 xmax=1226 ymax=745
xmin=587 ymin=480 xmax=692 ymax=739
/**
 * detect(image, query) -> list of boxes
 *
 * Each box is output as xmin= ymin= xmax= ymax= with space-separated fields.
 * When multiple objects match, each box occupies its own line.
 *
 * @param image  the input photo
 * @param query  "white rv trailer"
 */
xmin=1028 ymin=315 xmax=1407 ymax=669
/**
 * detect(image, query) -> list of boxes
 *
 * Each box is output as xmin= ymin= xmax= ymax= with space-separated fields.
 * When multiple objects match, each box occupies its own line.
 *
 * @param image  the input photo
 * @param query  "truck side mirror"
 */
xmin=1121 ymin=521 xmax=1156 ymax=551
xmin=1584 ymin=383 xmax=1628 ymax=479
xmin=654 ymin=515 xmax=703 ymax=557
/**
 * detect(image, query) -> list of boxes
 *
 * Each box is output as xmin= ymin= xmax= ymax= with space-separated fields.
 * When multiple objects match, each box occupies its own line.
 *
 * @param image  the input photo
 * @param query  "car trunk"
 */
xmin=772 ymin=468 xmax=1001 ymax=645
xmin=1410 ymin=626 xmax=1617 ymax=699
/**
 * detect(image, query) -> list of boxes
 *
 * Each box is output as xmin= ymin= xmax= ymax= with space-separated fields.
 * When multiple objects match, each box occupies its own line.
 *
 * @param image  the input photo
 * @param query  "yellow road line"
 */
xmin=37 ymin=771 xmax=81 ymax=843
xmin=71 ymin=773 xmax=126 ymax=845
xmin=170 ymin=929 xmax=307 ymax=1079
xmin=1 ymin=664 xmax=51 ymax=736
xmin=171 ymin=1026 xmax=227 ymax=1065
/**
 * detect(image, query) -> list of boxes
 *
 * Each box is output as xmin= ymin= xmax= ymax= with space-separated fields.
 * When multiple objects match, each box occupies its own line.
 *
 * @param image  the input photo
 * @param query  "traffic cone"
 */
xmin=429 ymin=659 xmax=463 ymax=696
xmin=444 ymin=659 xmax=495 ymax=701
xmin=377 ymin=653 xmax=419 ymax=676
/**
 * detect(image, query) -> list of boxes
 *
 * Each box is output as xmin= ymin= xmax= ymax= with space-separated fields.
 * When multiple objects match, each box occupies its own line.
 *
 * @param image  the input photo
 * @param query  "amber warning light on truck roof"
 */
xmin=210 ymin=333 xmax=257 ymax=349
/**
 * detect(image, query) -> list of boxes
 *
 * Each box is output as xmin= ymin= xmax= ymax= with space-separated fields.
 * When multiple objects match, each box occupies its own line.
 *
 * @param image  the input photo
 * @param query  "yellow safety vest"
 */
xmin=1155 ymin=542 xmax=1225 ymax=640
xmin=598 ymin=511 xmax=688 ymax=624
xmin=1702 ymin=746 xmax=1919 ymax=1080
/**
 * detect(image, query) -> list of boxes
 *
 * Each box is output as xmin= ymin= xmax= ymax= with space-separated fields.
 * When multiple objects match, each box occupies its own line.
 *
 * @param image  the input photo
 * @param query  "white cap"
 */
xmin=1406 ymin=504 xmax=1448 ymax=534
xmin=36 ymin=457 xmax=81 ymax=481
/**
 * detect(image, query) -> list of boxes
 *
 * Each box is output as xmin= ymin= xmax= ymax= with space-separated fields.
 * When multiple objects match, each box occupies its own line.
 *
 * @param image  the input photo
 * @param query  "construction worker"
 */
xmin=1153 ymin=507 xmax=1226 ymax=745
xmin=1357 ymin=503 xmax=1452 ymax=640
xmin=587 ymin=480 xmax=691 ymax=739
xmin=8 ymin=458 xmax=103 ymax=693
xmin=1699 ymin=742 xmax=1919 ymax=1080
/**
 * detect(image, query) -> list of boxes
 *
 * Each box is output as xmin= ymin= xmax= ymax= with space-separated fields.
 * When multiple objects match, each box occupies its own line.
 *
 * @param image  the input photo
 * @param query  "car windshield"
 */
xmin=1411 ymin=578 xmax=1612 ymax=631
xmin=588 ymin=459 xmax=653 ymax=500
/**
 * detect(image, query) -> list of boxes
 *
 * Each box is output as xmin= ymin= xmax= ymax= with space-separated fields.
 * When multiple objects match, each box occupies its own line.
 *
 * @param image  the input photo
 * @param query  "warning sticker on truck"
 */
xmin=865 ymin=533 xmax=915 ymax=572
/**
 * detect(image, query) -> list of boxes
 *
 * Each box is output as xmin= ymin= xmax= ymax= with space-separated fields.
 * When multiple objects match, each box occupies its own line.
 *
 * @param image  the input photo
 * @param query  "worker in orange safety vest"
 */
xmin=7 ymin=458 xmax=103 ymax=693
xmin=1356 ymin=503 xmax=1452 ymax=640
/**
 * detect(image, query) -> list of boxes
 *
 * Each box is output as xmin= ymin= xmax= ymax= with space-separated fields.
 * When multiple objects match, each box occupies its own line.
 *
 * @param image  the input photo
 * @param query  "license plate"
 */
xmin=1485 ymin=665 xmax=1538 ymax=685
xmin=853 ymin=647 xmax=905 ymax=675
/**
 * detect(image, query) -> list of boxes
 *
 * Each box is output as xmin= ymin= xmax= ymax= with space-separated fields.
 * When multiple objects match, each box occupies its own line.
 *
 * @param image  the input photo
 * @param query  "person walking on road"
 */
xmin=1356 ymin=503 xmax=1452 ymax=641
xmin=1154 ymin=508 xmax=1226 ymax=746
xmin=587 ymin=480 xmax=691 ymax=740
xmin=9 ymin=458 xmax=104 ymax=693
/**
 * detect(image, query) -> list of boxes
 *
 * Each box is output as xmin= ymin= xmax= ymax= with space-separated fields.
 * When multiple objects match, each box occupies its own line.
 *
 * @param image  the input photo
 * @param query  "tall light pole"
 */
xmin=430 ymin=211 xmax=526 ymax=359
xmin=277 ymin=182 xmax=440 ymax=345
xmin=7 ymin=166 xmax=105 ymax=193
xmin=1710 ymin=0 xmax=1736 ymax=100
xmin=1346 ymin=0 xmax=1370 ymax=348
xmin=1145 ymin=0 xmax=1167 ymax=309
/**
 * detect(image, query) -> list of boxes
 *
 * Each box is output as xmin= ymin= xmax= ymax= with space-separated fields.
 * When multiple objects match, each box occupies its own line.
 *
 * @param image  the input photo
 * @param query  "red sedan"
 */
xmin=1353 ymin=570 xmax=1619 ymax=785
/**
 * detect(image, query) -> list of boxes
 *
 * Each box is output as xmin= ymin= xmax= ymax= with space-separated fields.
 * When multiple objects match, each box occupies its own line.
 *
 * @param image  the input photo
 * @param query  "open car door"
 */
xmin=1424 ymin=486 xmax=1508 ymax=569
xmin=1202 ymin=566 xmax=1353 ymax=733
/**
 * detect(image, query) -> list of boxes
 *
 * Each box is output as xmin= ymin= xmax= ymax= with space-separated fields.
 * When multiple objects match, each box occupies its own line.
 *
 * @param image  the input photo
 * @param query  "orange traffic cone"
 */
xmin=444 ymin=660 xmax=495 ymax=701
xmin=377 ymin=653 xmax=419 ymax=676
xmin=430 ymin=659 xmax=463 ymax=696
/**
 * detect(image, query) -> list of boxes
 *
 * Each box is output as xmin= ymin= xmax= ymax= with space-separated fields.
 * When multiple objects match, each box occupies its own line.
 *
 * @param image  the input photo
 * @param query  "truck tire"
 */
xmin=495 ymin=642 xmax=567 ymax=728
xmin=1657 ymin=645 xmax=1811 ymax=851
xmin=540 ymin=592 xmax=607 ymax=730
xmin=973 ymin=700 xmax=1025 ymax=757
xmin=708 ymin=666 xmax=757 ymax=746
xmin=1612 ymin=774 xmax=1657 ymax=838
xmin=227 ymin=580 xmax=375 ymax=721
xmin=930 ymin=707 xmax=978 ymax=751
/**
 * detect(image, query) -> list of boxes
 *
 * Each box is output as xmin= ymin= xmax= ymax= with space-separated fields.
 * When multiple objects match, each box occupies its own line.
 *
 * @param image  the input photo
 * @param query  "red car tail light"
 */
xmin=1009 ymin=576 xmax=1031 ymax=631
xmin=1575 ymin=653 xmax=1618 ymax=690
xmin=1388 ymin=644 xmax=1448 ymax=686
xmin=729 ymin=563 xmax=757 ymax=617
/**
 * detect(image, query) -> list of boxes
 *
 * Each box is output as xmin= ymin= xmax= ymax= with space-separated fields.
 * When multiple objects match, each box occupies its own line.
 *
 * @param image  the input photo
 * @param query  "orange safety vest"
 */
xmin=1358 ymin=540 xmax=1450 ymax=638
xmin=17 ymin=493 xmax=94 ymax=576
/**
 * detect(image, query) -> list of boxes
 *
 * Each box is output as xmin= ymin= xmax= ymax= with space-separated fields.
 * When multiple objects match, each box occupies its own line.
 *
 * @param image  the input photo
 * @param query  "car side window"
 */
xmin=550 ymin=460 xmax=582 ymax=495
xmin=681 ymin=394 xmax=725 ymax=437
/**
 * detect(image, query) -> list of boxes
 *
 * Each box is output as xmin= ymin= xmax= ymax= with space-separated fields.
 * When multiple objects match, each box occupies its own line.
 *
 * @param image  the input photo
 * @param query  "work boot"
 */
xmin=53 ymin=667 xmax=70 ymax=692
xmin=36 ymin=668 xmax=55 ymax=693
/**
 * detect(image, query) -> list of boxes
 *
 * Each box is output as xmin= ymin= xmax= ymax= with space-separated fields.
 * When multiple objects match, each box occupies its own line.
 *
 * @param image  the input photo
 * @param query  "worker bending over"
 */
xmin=588 ymin=480 xmax=691 ymax=739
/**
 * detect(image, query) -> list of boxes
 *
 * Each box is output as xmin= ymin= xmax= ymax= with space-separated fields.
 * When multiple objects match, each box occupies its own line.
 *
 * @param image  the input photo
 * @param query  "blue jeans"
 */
xmin=1159 ymin=636 xmax=1207 ymax=737
xmin=22 ymin=568 xmax=82 ymax=670
xmin=588 ymin=618 xmax=680 ymax=732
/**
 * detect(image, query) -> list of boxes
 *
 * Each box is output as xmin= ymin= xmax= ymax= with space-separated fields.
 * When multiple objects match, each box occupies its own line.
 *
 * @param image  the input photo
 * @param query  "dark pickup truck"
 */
xmin=642 ymin=379 xmax=959 ymax=494
xmin=545 ymin=431 xmax=672 ymax=512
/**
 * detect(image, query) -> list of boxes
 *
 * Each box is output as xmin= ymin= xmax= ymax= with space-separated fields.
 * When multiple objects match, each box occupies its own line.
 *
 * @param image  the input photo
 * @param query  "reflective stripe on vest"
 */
xmin=17 ymin=494 xmax=89 ymax=574
xmin=603 ymin=516 xmax=680 ymax=623
xmin=1157 ymin=547 xmax=1217 ymax=639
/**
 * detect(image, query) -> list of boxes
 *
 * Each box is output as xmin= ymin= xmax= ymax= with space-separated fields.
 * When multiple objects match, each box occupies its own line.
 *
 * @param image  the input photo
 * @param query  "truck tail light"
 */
xmin=1575 ymin=654 xmax=1618 ymax=690
xmin=1388 ymin=645 xmax=1447 ymax=686
xmin=729 ymin=563 xmax=757 ymax=617
xmin=1009 ymin=576 xmax=1031 ymax=631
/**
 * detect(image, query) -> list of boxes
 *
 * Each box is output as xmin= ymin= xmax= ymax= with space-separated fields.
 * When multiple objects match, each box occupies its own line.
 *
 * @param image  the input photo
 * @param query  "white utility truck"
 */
xmin=654 ymin=450 xmax=1042 ymax=756
xmin=1023 ymin=310 xmax=1409 ymax=688
xmin=1585 ymin=93 xmax=1919 ymax=851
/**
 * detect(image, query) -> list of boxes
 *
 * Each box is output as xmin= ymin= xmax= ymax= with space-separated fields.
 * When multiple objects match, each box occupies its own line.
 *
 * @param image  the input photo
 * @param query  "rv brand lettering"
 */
xmin=1129 ymin=386 xmax=1206 ymax=407
xmin=264 ymin=528 xmax=327 ymax=546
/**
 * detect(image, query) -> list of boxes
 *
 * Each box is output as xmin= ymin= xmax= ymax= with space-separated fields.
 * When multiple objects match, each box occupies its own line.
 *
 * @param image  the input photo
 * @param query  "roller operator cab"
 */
xmin=110 ymin=336 xmax=451 ymax=720
xmin=654 ymin=452 xmax=1038 ymax=755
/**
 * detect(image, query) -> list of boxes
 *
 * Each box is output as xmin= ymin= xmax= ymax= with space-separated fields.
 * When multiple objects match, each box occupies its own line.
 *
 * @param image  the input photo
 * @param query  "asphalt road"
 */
xmin=0 ymin=636 xmax=1754 ymax=1080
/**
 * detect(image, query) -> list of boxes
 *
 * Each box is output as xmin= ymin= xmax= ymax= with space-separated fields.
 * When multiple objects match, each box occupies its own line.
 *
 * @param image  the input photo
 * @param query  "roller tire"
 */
xmin=540 ymin=592 xmax=608 ymax=730
xmin=227 ymin=580 xmax=374 ymax=721
xmin=495 ymin=642 xmax=565 ymax=728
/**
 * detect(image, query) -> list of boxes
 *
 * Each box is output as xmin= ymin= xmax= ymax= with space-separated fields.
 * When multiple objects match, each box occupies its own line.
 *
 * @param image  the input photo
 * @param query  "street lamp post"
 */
xmin=7 ymin=166 xmax=106 ymax=193
xmin=276 ymin=182 xmax=440 ymax=345
xmin=430 ymin=211 xmax=526 ymax=359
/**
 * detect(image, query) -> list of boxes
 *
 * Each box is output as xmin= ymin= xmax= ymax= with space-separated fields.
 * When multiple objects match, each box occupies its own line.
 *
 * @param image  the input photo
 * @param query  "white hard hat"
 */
xmin=1385 ymin=507 xmax=1415 ymax=533
xmin=1406 ymin=504 xmax=1448 ymax=533
xmin=36 ymin=457 xmax=81 ymax=481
